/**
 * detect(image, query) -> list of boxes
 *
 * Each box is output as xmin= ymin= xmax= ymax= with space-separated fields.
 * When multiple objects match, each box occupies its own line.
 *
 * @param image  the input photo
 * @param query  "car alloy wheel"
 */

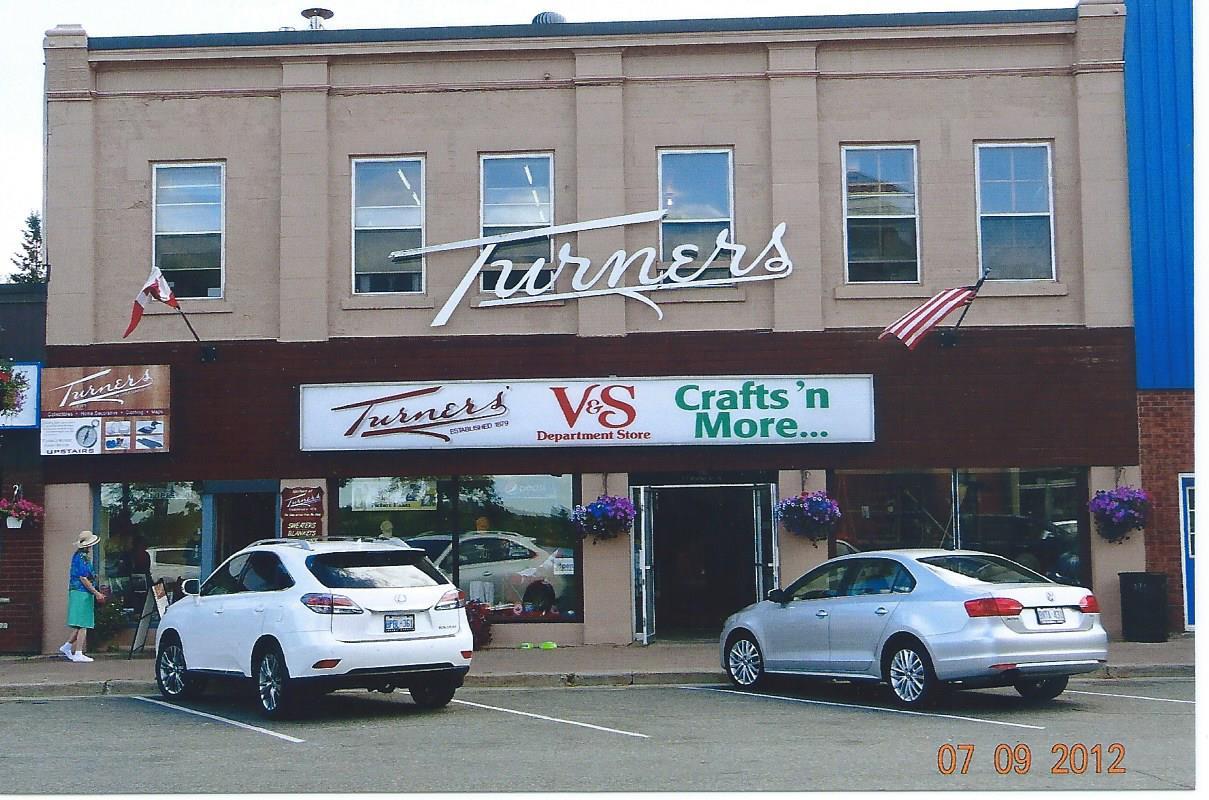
xmin=887 ymin=644 xmax=937 ymax=707
xmin=726 ymin=636 xmax=765 ymax=688
xmin=256 ymin=648 xmax=290 ymax=717
xmin=157 ymin=642 xmax=187 ymax=697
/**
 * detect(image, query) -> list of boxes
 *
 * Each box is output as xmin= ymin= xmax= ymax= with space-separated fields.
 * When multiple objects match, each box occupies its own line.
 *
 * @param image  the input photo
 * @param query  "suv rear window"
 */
xmin=919 ymin=554 xmax=1050 ymax=584
xmin=306 ymin=550 xmax=449 ymax=589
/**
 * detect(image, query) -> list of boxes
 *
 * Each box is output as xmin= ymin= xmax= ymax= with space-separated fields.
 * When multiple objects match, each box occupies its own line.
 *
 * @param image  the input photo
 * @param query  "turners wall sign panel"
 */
xmin=300 ymin=375 xmax=874 ymax=451
xmin=39 ymin=365 xmax=171 ymax=456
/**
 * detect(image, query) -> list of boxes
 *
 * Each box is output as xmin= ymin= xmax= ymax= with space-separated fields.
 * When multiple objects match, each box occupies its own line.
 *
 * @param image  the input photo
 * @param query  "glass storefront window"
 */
xmin=98 ymin=482 xmax=203 ymax=617
xmin=336 ymin=475 xmax=581 ymax=623
xmin=831 ymin=468 xmax=1090 ymax=587
xmin=957 ymin=468 xmax=1089 ymax=586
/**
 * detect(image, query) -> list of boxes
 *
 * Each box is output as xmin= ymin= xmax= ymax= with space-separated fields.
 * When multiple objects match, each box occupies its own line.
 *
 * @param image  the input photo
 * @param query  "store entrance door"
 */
xmin=199 ymin=481 xmax=280 ymax=579
xmin=632 ymin=483 xmax=775 ymax=642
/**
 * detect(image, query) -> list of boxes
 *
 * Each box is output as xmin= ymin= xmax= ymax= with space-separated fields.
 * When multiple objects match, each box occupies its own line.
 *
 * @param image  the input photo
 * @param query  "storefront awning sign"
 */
xmin=389 ymin=210 xmax=794 ymax=327
xmin=300 ymin=375 xmax=874 ymax=451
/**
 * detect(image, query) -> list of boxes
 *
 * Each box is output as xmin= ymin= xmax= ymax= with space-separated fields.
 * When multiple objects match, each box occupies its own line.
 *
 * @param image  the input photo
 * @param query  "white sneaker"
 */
xmin=70 ymin=653 xmax=94 ymax=663
xmin=59 ymin=643 xmax=73 ymax=659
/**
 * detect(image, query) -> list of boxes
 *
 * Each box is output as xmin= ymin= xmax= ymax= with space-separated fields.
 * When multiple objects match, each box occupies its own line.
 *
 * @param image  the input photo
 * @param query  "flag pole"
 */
xmin=173 ymin=305 xmax=202 ymax=342
xmin=950 ymin=269 xmax=990 ymax=333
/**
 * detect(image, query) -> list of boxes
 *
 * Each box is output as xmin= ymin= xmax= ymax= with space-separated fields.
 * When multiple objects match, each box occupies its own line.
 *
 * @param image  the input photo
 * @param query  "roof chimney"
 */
xmin=301 ymin=8 xmax=334 ymax=30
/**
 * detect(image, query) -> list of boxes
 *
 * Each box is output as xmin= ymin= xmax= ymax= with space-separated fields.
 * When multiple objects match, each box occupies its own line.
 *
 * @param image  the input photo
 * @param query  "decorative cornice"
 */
xmin=67 ymin=62 xmax=1098 ymax=102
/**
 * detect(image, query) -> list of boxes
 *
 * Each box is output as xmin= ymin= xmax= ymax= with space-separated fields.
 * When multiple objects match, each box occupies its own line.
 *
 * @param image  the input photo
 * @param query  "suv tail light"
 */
xmin=300 ymin=593 xmax=364 ymax=615
xmin=964 ymin=597 xmax=1024 ymax=617
xmin=1079 ymin=594 xmax=1101 ymax=613
xmin=434 ymin=588 xmax=467 ymax=610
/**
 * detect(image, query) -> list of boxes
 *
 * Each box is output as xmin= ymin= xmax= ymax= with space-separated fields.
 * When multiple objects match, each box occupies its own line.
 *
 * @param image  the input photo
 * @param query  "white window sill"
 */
xmin=342 ymin=295 xmax=435 ymax=310
xmin=650 ymin=285 xmax=747 ymax=303
xmin=977 ymin=281 xmax=1069 ymax=297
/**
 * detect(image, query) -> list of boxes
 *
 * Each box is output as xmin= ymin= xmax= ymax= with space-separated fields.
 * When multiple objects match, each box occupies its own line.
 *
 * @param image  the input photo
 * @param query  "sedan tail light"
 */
xmin=300 ymin=593 xmax=364 ymax=615
xmin=434 ymin=588 xmax=467 ymax=610
xmin=1079 ymin=594 xmax=1101 ymax=613
xmin=964 ymin=597 xmax=1024 ymax=617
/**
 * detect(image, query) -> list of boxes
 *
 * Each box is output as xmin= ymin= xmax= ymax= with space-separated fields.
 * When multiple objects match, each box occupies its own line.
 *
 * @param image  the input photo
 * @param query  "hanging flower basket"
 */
xmin=0 ymin=498 xmax=44 ymax=529
xmin=775 ymin=490 xmax=842 ymax=544
xmin=1088 ymin=485 xmax=1151 ymax=543
xmin=0 ymin=360 xmax=31 ymax=417
xmin=572 ymin=494 xmax=636 ymax=543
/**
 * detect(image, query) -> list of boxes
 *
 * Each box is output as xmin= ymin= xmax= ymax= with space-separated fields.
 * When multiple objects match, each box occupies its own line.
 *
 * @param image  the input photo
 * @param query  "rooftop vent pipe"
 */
xmin=532 ymin=11 xmax=567 ymax=24
xmin=302 ymin=8 xmax=334 ymax=30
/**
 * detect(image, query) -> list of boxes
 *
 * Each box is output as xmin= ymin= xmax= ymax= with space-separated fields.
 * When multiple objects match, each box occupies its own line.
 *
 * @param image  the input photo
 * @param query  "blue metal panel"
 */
xmin=1125 ymin=0 xmax=1194 ymax=388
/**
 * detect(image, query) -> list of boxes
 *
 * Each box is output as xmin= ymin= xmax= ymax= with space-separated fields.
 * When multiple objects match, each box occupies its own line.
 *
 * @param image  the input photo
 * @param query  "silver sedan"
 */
xmin=720 ymin=549 xmax=1108 ymax=707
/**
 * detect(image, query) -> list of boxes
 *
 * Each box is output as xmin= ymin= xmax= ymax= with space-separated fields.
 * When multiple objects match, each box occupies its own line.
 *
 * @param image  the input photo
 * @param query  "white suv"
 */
xmin=154 ymin=538 xmax=473 ymax=718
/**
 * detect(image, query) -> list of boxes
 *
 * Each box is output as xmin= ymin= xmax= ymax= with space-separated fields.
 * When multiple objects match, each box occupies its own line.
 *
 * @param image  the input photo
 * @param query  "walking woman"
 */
xmin=61 ymin=530 xmax=105 ymax=663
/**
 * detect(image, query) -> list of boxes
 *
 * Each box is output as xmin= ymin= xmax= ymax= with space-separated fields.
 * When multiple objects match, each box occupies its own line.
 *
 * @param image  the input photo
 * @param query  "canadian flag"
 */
xmin=123 ymin=266 xmax=180 ymax=338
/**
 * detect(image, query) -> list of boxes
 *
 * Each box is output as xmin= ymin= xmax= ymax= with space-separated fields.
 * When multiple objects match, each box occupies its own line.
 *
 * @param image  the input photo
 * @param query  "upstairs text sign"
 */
xmin=40 ymin=365 xmax=171 ymax=456
xmin=300 ymin=375 xmax=874 ymax=452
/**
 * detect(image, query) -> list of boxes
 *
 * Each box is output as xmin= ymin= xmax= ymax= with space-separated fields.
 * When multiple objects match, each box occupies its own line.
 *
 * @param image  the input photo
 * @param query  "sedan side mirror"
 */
xmin=766 ymin=588 xmax=787 ymax=604
xmin=181 ymin=578 xmax=200 ymax=596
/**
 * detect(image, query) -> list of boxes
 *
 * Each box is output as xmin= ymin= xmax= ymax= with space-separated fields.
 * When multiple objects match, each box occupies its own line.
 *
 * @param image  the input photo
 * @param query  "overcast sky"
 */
xmin=0 ymin=0 xmax=1078 ymax=280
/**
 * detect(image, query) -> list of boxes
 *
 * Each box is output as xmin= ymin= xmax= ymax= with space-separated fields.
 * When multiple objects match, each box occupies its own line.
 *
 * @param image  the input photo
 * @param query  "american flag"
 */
xmin=878 ymin=285 xmax=979 ymax=350
xmin=123 ymin=266 xmax=180 ymax=338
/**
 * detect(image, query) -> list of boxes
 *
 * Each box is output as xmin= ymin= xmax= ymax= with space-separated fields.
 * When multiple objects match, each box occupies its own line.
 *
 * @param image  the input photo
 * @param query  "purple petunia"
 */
xmin=1088 ymin=485 xmax=1150 ymax=540
xmin=775 ymin=491 xmax=842 ymax=538
xmin=572 ymin=495 xmax=637 ymax=540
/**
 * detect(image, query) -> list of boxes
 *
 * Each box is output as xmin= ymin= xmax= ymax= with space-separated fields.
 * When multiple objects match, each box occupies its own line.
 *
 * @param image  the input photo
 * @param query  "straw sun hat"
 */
xmin=75 ymin=530 xmax=100 ymax=549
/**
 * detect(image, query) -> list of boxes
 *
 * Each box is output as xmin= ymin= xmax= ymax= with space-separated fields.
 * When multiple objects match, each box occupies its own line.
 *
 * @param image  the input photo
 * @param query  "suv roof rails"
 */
xmin=247 ymin=538 xmax=313 ymax=551
xmin=320 ymin=536 xmax=414 ymax=547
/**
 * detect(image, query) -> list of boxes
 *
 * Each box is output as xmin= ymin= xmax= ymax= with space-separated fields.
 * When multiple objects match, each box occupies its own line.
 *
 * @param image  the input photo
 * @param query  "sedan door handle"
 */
xmin=815 ymin=610 xmax=829 ymax=618
xmin=875 ymin=607 xmax=889 ymax=616
xmin=481 ymin=571 xmax=493 ymax=577
xmin=254 ymin=605 xmax=265 ymax=613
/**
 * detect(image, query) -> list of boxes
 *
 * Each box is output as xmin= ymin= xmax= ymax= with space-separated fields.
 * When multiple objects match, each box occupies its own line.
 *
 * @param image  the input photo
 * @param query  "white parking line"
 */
xmin=682 ymin=686 xmax=1046 ymax=730
xmin=452 ymin=698 xmax=649 ymax=738
xmin=131 ymin=697 xmax=305 ymax=743
xmin=1066 ymin=689 xmax=1195 ymax=705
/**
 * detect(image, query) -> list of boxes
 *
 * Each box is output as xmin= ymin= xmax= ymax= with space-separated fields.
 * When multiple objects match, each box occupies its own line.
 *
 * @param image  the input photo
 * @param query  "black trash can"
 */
xmin=1118 ymin=572 xmax=1169 ymax=643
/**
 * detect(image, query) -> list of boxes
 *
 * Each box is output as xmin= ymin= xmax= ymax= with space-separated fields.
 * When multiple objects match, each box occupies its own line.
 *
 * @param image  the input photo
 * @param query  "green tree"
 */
xmin=8 ymin=212 xmax=45 ymax=284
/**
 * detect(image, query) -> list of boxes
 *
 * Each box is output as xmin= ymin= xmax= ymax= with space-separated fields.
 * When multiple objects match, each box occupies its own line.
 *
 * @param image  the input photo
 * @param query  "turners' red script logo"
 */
xmin=333 ymin=386 xmax=509 ymax=442
xmin=550 ymin=384 xmax=637 ymax=429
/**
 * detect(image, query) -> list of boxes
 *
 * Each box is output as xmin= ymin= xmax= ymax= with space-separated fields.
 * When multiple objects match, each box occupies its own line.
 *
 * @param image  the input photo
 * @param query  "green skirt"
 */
xmin=67 ymin=590 xmax=95 ymax=629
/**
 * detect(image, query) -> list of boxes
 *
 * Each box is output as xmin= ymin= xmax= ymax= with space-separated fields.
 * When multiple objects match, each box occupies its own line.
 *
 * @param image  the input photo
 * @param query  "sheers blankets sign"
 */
xmin=299 ymin=376 xmax=874 ymax=452
xmin=389 ymin=210 xmax=794 ymax=327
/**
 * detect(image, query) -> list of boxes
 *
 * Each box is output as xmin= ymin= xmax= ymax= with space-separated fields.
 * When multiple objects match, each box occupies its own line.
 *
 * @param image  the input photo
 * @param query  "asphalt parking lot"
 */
xmin=0 ymin=678 xmax=1194 ymax=793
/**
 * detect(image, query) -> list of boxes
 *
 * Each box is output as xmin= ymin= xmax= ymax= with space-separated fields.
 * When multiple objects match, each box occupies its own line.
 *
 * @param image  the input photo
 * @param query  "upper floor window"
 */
xmin=843 ymin=145 xmax=919 ymax=283
xmin=352 ymin=158 xmax=424 ymax=294
xmin=976 ymin=143 xmax=1055 ymax=280
xmin=659 ymin=149 xmax=733 ymax=281
xmin=153 ymin=163 xmax=224 ymax=299
xmin=480 ymin=154 xmax=553 ymax=292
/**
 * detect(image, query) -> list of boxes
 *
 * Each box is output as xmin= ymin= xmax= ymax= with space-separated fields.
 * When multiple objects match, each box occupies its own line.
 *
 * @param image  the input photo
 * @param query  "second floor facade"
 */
xmin=43 ymin=1 xmax=1131 ymax=345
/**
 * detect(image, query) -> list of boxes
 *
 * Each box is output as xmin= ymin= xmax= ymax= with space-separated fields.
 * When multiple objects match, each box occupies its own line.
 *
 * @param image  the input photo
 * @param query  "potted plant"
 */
xmin=0 ymin=360 xmax=31 ymax=417
xmin=0 ymin=497 xmax=44 ymax=529
xmin=572 ymin=494 xmax=636 ymax=543
xmin=775 ymin=490 xmax=842 ymax=544
xmin=1088 ymin=485 xmax=1151 ymax=543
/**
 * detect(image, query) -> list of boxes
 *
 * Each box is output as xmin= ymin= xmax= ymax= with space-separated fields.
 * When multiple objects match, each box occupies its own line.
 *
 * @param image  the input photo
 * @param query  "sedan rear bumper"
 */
xmin=928 ymin=618 xmax=1107 ymax=682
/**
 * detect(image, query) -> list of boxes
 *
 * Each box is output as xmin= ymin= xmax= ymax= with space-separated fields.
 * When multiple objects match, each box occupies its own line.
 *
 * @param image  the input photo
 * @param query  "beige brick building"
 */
xmin=35 ymin=1 xmax=1144 ymax=657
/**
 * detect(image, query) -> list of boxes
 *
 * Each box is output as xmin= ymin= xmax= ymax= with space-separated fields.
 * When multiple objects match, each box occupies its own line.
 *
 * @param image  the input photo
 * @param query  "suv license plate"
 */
xmin=384 ymin=614 xmax=415 ymax=633
xmin=1036 ymin=607 xmax=1065 ymax=625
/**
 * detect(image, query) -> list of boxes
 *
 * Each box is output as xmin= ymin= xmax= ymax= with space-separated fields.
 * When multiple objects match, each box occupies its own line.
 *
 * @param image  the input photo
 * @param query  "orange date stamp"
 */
xmin=937 ymin=743 xmax=1127 ymax=775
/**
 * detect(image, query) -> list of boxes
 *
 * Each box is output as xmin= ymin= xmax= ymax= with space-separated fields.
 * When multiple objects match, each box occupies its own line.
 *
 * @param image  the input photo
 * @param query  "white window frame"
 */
xmin=974 ymin=141 xmax=1057 ymax=282
xmin=657 ymin=147 xmax=735 ymax=272
xmin=152 ymin=161 xmax=226 ymax=300
xmin=350 ymin=156 xmax=426 ymax=295
xmin=841 ymin=144 xmax=921 ymax=285
xmin=479 ymin=152 xmax=555 ymax=292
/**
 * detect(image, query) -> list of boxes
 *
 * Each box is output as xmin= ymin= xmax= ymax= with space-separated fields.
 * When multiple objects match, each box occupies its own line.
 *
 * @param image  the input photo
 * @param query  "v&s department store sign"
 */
xmin=300 ymin=376 xmax=874 ymax=451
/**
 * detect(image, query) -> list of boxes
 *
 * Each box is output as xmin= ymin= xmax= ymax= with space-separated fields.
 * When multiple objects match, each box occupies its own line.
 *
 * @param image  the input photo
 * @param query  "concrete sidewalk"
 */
xmin=0 ymin=635 xmax=1194 ymax=699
